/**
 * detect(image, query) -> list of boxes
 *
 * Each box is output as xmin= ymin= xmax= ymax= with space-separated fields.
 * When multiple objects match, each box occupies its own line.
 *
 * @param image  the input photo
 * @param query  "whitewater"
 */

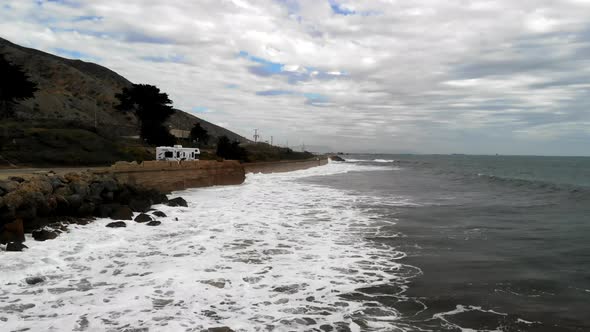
xmin=0 ymin=162 xmax=420 ymax=331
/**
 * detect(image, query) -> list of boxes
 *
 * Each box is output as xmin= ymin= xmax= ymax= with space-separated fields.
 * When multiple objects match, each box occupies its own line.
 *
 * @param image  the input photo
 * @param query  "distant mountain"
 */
xmin=0 ymin=36 xmax=248 ymax=142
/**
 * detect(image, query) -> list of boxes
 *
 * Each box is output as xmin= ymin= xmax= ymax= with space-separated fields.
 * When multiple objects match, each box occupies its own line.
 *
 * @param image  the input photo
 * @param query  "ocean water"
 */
xmin=1 ymin=155 xmax=589 ymax=331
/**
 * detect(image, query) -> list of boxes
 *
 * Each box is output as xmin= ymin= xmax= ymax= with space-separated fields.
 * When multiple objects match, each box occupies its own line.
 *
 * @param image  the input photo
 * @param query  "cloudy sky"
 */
xmin=1 ymin=0 xmax=590 ymax=155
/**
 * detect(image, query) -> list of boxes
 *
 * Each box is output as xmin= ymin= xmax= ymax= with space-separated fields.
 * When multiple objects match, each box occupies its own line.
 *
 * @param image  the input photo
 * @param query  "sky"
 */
xmin=1 ymin=0 xmax=590 ymax=155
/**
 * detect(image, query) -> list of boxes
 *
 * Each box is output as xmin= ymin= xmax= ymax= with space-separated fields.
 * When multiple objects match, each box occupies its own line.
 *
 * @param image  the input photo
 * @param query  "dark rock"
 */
xmin=207 ymin=327 xmax=235 ymax=332
xmin=66 ymin=194 xmax=83 ymax=209
xmin=329 ymin=155 xmax=345 ymax=162
xmin=146 ymin=220 xmax=161 ymax=226
xmin=32 ymin=229 xmax=59 ymax=241
xmin=109 ymin=206 xmax=133 ymax=220
xmin=25 ymin=276 xmax=45 ymax=285
xmin=0 ymin=180 xmax=19 ymax=194
xmin=0 ymin=218 xmax=25 ymax=244
xmin=152 ymin=210 xmax=167 ymax=218
xmin=167 ymin=197 xmax=188 ymax=207
xmin=134 ymin=213 xmax=152 ymax=223
xmin=129 ymin=198 xmax=152 ymax=213
xmin=101 ymin=178 xmax=118 ymax=192
xmin=106 ymin=221 xmax=126 ymax=228
xmin=96 ymin=203 xmax=120 ymax=218
xmin=70 ymin=181 xmax=89 ymax=196
xmin=54 ymin=195 xmax=69 ymax=213
xmin=49 ymin=176 xmax=65 ymax=190
xmin=6 ymin=242 xmax=28 ymax=252
xmin=101 ymin=191 xmax=114 ymax=202
xmin=54 ymin=186 xmax=73 ymax=197
xmin=320 ymin=325 xmax=334 ymax=332
xmin=78 ymin=202 xmax=96 ymax=216
xmin=8 ymin=176 xmax=25 ymax=183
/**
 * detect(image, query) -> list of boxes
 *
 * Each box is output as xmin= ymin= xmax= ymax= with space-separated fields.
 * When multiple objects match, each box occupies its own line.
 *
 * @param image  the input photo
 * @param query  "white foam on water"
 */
xmin=373 ymin=159 xmax=395 ymax=163
xmin=0 ymin=162 xmax=415 ymax=331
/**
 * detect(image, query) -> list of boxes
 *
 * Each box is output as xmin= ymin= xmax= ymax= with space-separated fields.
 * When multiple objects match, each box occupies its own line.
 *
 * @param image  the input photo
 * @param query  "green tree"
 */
xmin=0 ymin=54 xmax=38 ymax=117
xmin=190 ymin=122 xmax=210 ymax=146
xmin=115 ymin=84 xmax=176 ymax=146
xmin=216 ymin=135 xmax=248 ymax=161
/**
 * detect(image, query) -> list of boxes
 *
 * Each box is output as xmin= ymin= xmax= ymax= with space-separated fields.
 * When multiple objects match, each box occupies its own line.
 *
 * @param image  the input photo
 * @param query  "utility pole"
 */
xmin=270 ymin=136 xmax=273 ymax=146
xmin=253 ymin=129 xmax=260 ymax=143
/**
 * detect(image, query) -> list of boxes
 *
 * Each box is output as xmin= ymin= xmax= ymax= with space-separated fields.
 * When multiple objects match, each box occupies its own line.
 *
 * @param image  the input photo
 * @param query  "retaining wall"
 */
xmin=104 ymin=160 xmax=245 ymax=192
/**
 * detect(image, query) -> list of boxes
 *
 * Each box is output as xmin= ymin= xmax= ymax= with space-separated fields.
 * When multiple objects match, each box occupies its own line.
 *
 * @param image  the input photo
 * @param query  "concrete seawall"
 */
xmin=106 ymin=160 xmax=246 ymax=192
xmin=104 ymin=157 xmax=328 ymax=192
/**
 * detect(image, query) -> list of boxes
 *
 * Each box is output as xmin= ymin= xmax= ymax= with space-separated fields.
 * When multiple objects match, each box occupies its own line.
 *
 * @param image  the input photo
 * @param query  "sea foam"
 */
xmin=0 ymin=162 xmax=415 ymax=331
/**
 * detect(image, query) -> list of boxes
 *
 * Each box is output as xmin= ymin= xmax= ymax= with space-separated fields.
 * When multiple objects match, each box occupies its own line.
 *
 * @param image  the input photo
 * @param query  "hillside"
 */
xmin=0 ymin=37 xmax=248 ymax=166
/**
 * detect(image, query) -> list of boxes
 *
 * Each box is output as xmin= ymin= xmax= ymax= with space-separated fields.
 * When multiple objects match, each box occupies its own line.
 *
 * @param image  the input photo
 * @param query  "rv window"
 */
xmin=164 ymin=151 xmax=173 ymax=158
xmin=177 ymin=151 xmax=180 ymax=158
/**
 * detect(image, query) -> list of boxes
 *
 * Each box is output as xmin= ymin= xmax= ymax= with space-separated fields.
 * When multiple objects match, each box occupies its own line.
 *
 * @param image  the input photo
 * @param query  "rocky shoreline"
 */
xmin=0 ymin=171 xmax=187 ymax=252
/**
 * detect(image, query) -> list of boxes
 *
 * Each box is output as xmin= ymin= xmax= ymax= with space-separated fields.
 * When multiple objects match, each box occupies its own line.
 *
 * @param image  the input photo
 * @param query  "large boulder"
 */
xmin=96 ymin=203 xmax=120 ymax=218
xmin=152 ymin=210 xmax=167 ymax=218
xmin=329 ymin=155 xmax=345 ymax=162
xmin=78 ymin=202 xmax=96 ymax=216
xmin=32 ymin=229 xmax=59 ymax=241
xmin=19 ymin=177 xmax=53 ymax=196
xmin=0 ymin=219 xmax=25 ymax=244
xmin=0 ymin=180 xmax=20 ymax=194
xmin=134 ymin=213 xmax=152 ymax=223
xmin=6 ymin=242 xmax=28 ymax=252
xmin=109 ymin=206 xmax=133 ymax=220
xmin=106 ymin=221 xmax=126 ymax=228
xmin=146 ymin=220 xmax=161 ymax=226
xmin=129 ymin=199 xmax=152 ymax=213
xmin=167 ymin=197 xmax=188 ymax=207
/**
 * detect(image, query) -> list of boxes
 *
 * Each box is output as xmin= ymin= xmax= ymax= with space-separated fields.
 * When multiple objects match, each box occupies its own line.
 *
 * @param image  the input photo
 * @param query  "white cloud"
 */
xmin=1 ymin=0 xmax=590 ymax=155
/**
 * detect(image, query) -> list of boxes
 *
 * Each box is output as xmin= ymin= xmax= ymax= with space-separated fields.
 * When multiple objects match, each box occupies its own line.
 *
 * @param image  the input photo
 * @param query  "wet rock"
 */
xmin=66 ymin=194 xmax=83 ymax=209
xmin=78 ymin=202 xmax=95 ymax=216
xmin=166 ymin=197 xmax=187 ymax=207
xmin=134 ymin=213 xmax=153 ymax=223
xmin=6 ymin=242 xmax=28 ymax=252
xmin=0 ymin=218 xmax=24 ymax=244
xmin=32 ymin=229 xmax=58 ymax=241
xmin=207 ymin=327 xmax=235 ymax=332
xmin=25 ymin=276 xmax=45 ymax=285
xmin=106 ymin=221 xmax=126 ymax=228
xmin=320 ymin=325 xmax=334 ymax=332
xmin=109 ymin=206 xmax=133 ymax=220
xmin=329 ymin=155 xmax=345 ymax=162
xmin=96 ymin=203 xmax=119 ymax=218
xmin=48 ymin=176 xmax=65 ymax=190
xmin=129 ymin=198 xmax=152 ymax=213
xmin=151 ymin=210 xmax=167 ymax=218
xmin=201 ymin=279 xmax=228 ymax=288
xmin=146 ymin=220 xmax=161 ymax=226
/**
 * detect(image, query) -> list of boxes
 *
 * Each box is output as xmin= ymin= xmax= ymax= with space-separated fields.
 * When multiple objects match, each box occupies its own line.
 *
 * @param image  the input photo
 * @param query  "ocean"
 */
xmin=1 ymin=155 xmax=589 ymax=331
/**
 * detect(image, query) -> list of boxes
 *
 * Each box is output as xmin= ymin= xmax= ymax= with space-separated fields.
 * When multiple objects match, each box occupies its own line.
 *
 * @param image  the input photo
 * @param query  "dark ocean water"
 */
xmin=304 ymin=155 xmax=590 ymax=331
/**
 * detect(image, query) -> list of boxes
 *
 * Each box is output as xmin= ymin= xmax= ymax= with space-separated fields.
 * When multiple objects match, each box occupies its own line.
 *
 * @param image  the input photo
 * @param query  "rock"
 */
xmin=207 ymin=327 xmax=235 ymax=332
xmin=329 ymin=155 xmax=345 ymax=162
xmin=54 ymin=186 xmax=73 ymax=197
xmin=78 ymin=202 xmax=96 ymax=216
xmin=152 ymin=210 xmax=167 ymax=218
xmin=8 ymin=176 xmax=25 ymax=183
xmin=134 ymin=213 xmax=152 ymax=223
xmin=96 ymin=203 xmax=119 ymax=218
xmin=167 ymin=197 xmax=188 ymax=207
xmin=106 ymin=221 xmax=126 ymax=228
xmin=48 ymin=176 xmax=66 ymax=190
xmin=109 ymin=206 xmax=133 ymax=220
xmin=66 ymin=194 xmax=83 ymax=209
xmin=129 ymin=199 xmax=152 ymax=213
xmin=25 ymin=276 xmax=45 ymax=285
xmin=19 ymin=178 xmax=53 ymax=195
xmin=0 ymin=180 xmax=19 ymax=194
xmin=320 ymin=325 xmax=334 ymax=332
xmin=146 ymin=220 xmax=161 ymax=226
xmin=70 ymin=181 xmax=89 ymax=196
xmin=6 ymin=242 xmax=28 ymax=252
xmin=32 ymin=229 xmax=59 ymax=241
xmin=0 ymin=219 xmax=25 ymax=244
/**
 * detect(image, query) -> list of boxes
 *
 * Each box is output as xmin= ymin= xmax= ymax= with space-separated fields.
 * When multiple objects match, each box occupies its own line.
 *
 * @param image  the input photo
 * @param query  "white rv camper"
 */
xmin=156 ymin=145 xmax=200 ymax=161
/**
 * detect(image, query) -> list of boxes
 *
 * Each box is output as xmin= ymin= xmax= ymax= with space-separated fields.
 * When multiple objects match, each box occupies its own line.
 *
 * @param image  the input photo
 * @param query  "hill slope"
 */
xmin=0 ymin=37 xmax=248 ymax=166
xmin=0 ymin=37 xmax=247 ymax=141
